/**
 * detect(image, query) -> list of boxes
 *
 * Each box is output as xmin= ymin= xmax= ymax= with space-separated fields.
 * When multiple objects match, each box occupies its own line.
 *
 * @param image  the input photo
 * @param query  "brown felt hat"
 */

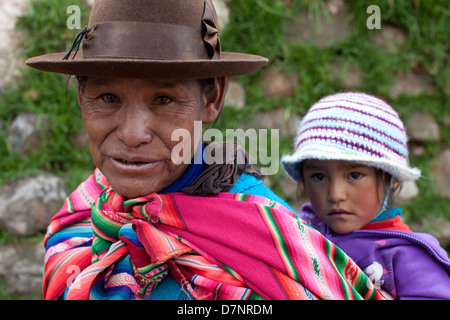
xmin=25 ymin=0 xmax=268 ymax=79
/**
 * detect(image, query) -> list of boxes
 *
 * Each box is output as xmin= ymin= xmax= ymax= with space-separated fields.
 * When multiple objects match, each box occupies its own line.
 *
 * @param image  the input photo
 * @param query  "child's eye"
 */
xmin=349 ymin=172 xmax=363 ymax=180
xmin=100 ymin=93 xmax=119 ymax=103
xmin=311 ymin=173 xmax=325 ymax=182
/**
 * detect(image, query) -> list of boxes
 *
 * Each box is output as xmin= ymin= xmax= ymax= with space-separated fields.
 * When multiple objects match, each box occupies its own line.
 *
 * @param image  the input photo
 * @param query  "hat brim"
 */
xmin=25 ymin=51 xmax=268 ymax=79
xmin=281 ymin=150 xmax=421 ymax=183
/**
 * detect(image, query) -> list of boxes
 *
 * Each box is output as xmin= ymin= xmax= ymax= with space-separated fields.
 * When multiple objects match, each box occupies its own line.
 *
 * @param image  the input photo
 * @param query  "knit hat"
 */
xmin=281 ymin=92 xmax=421 ymax=183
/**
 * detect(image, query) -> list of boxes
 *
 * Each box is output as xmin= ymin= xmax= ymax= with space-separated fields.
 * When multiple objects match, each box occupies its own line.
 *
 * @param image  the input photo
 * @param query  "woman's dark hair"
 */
xmin=76 ymin=75 xmax=86 ymax=84
xmin=199 ymin=78 xmax=215 ymax=93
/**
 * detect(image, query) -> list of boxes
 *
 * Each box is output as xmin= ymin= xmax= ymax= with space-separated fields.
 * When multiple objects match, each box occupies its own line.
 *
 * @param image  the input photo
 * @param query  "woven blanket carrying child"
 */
xmin=43 ymin=168 xmax=384 ymax=300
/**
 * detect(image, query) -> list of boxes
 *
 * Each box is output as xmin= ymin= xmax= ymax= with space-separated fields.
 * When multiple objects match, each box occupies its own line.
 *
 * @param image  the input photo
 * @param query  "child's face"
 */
xmin=303 ymin=160 xmax=385 ymax=235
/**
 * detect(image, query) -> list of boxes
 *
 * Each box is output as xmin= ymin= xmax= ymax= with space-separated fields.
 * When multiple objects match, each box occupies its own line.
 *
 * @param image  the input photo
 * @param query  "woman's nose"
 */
xmin=116 ymin=107 xmax=153 ymax=147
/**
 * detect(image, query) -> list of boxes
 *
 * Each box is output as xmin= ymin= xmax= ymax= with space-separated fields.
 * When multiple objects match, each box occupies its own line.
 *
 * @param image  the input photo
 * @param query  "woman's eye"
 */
xmin=155 ymin=96 xmax=172 ymax=105
xmin=101 ymin=93 xmax=118 ymax=103
xmin=349 ymin=172 xmax=363 ymax=180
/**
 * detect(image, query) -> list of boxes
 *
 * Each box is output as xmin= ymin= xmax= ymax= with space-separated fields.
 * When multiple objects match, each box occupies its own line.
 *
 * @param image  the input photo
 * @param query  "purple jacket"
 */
xmin=300 ymin=203 xmax=450 ymax=300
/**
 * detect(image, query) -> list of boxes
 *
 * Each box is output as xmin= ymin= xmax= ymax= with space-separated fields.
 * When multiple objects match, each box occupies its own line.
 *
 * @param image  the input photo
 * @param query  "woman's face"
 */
xmin=78 ymin=77 xmax=224 ymax=197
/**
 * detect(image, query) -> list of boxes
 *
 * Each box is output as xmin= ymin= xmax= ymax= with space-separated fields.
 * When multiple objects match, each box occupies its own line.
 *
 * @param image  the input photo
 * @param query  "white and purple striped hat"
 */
xmin=281 ymin=92 xmax=421 ymax=183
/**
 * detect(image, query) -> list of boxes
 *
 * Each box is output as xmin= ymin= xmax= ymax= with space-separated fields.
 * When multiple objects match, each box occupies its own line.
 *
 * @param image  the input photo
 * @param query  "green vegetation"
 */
xmin=1 ymin=0 xmax=449 ymax=225
xmin=218 ymin=0 xmax=450 ymax=223
xmin=0 ymin=0 xmax=93 ymax=192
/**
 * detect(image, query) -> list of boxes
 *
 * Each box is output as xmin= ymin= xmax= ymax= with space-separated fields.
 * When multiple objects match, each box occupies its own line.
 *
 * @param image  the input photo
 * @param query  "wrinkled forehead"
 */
xmin=79 ymin=76 xmax=196 ymax=89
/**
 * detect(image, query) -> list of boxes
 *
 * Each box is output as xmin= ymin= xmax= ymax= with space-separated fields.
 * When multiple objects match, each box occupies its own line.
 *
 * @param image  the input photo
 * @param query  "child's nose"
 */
xmin=327 ymin=180 xmax=347 ymax=203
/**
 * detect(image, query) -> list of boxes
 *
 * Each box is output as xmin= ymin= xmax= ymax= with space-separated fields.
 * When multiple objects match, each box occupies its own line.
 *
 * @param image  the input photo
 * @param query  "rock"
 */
xmin=409 ymin=217 xmax=450 ymax=252
xmin=71 ymin=129 xmax=90 ymax=150
xmin=253 ymin=108 xmax=301 ymax=138
xmin=397 ymin=180 xmax=419 ymax=204
xmin=0 ymin=0 xmax=29 ymax=92
xmin=371 ymin=25 xmax=406 ymax=53
xmin=0 ymin=240 xmax=45 ymax=298
xmin=286 ymin=0 xmax=353 ymax=48
xmin=430 ymin=149 xmax=450 ymax=199
xmin=7 ymin=112 xmax=47 ymax=156
xmin=279 ymin=174 xmax=298 ymax=198
xmin=409 ymin=143 xmax=426 ymax=157
xmin=331 ymin=60 xmax=364 ymax=89
xmin=262 ymin=176 xmax=272 ymax=188
xmin=442 ymin=116 xmax=450 ymax=126
xmin=405 ymin=111 xmax=440 ymax=143
xmin=390 ymin=71 xmax=434 ymax=98
xmin=281 ymin=174 xmax=308 ymax=213
xmin=0 ymin=173 xmax=66 ymax=236
xmin=213 ymin=0 xmax=230 ymax=31
xmin=224 ymin=79 xmax=246 ymax=109
xmin=261 ymin=67 xmax=299 ymax=99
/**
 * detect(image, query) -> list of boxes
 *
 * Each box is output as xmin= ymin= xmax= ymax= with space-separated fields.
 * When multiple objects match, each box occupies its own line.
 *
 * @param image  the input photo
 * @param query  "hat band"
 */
xmin=82 ymin=21 xmax=214 ymax=61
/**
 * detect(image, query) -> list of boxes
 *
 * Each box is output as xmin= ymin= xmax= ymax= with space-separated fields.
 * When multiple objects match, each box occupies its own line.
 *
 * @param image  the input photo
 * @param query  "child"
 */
xmin=281 ymin=92 xmax=450 ymax=299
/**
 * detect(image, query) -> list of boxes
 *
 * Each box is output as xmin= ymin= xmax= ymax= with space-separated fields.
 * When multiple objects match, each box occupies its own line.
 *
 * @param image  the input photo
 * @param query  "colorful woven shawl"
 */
xmin=43 ymin=169 xmax=383 ymax=300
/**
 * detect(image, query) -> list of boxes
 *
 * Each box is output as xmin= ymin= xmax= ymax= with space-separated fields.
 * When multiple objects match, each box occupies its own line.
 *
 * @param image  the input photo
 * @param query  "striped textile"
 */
xmin=43 ymin=168 xmax=384 ymax=300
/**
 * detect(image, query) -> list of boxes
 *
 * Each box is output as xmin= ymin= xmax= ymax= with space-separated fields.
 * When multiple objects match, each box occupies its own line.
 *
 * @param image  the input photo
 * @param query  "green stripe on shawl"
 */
xmin=91 ymin=206 xmax=123 ymax=239
xmin=259 ymin=205 xmax=299 ymax=282
xmin=324 ymin=238 xmax=354 ymax=299
xmin=324 ymin=236 xmax=376 ymax=300
xmin=221 ymin=263 xmax=239 ymax=279
xmin=220 ymin=264 xmax=264 ymax=300
xmin=66 ymin=196 xmax=74 ymax=213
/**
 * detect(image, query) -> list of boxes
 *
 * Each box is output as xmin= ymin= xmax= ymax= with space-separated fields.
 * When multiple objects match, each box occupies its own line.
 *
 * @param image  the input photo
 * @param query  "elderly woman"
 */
xmin=26 ymin=0 xmax=383 ymax=300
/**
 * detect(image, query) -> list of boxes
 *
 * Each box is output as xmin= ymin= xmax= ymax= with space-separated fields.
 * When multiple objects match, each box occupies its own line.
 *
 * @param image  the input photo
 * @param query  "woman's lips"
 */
xmin=116 ymin=158 xmax=150 ymax=165
xmin=109 ymin=156 xmax=162 ymax=172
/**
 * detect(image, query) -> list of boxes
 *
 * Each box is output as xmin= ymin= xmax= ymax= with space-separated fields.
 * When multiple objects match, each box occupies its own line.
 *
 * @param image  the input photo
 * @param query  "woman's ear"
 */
xmin=202 ymin=76 xmax=227 ymax=124
xmin=77 ymin=80 xmax=85 ymax=107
